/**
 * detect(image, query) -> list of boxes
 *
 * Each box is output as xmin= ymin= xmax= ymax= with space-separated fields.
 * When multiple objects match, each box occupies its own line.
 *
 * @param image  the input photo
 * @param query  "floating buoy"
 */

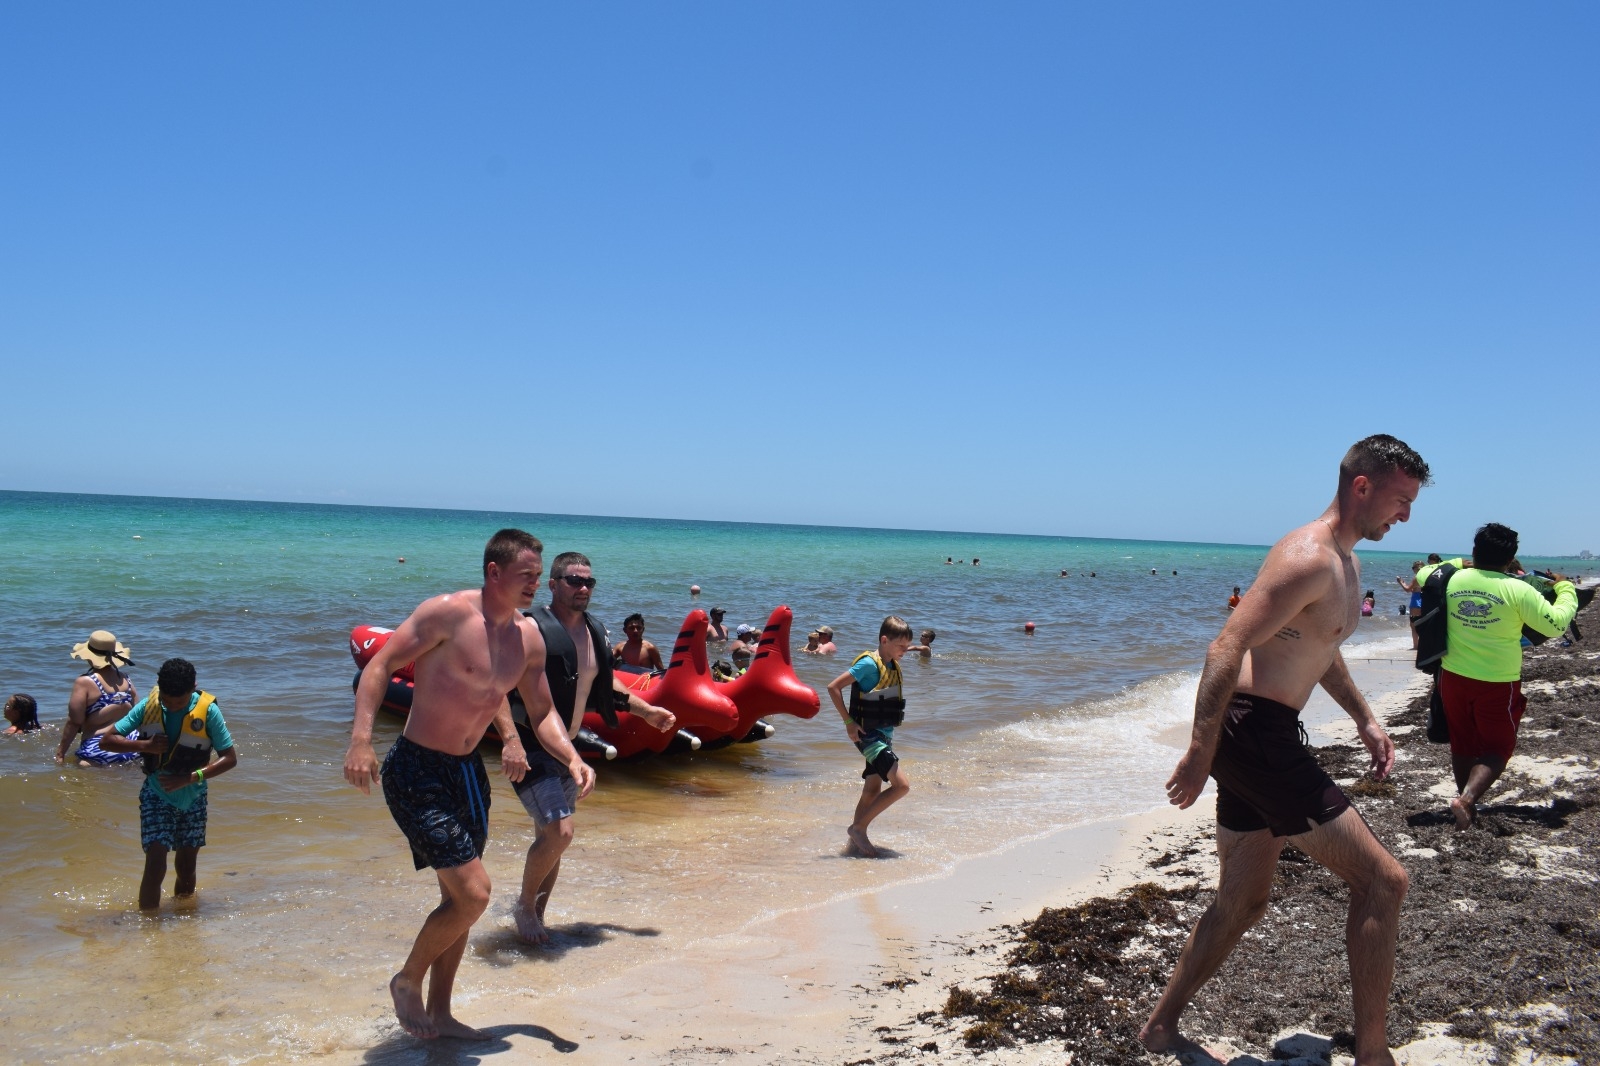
xmin=132 ymin=535 xmax=142 ymax=540
xmin=1024 ymin=621 xmax=1035 ymax=633
xmin=398 ymin=557 xmax=405 ymax=563
xmin=690 ymin=584 xmax=701 ymax=595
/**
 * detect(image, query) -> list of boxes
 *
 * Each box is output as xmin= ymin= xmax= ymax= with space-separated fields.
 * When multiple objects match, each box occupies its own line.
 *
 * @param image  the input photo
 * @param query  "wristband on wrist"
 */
xmin=194 ymin=767 xmax=206 ymax=783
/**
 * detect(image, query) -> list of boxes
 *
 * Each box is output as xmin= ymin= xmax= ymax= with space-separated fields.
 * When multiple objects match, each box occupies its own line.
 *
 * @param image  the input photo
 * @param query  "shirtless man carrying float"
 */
xmin=343 ymin=529 xmax=594 ymax=1041
xmin=1139 ymin=435 xmax=1430 ymax=1066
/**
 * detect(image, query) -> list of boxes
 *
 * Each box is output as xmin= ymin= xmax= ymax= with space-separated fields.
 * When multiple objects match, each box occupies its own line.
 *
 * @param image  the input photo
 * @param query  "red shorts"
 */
xmin=1439 ymin=669 xmax=1526 ymax=769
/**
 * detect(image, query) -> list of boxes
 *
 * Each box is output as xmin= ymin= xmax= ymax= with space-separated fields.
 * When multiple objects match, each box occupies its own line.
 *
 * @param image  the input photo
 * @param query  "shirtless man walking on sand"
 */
xmin=343 ymin=529 xmax=594 ymax=1040
xmin=1139 ymin=435 xmax=1430 ymax=1066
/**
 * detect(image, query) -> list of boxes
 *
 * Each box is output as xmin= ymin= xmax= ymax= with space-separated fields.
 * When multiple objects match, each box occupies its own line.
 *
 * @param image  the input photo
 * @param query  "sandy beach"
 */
xmin=334 ymin=597 xmax=1598 ymax=1066
xmin=343 ymin=799 xmax=1216 ymax=1066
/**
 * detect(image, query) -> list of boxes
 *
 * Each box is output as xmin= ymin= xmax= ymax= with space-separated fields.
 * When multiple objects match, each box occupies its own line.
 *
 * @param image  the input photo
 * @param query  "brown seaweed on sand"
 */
xmin=936 ymin=598 xmax=1600 ymax=1063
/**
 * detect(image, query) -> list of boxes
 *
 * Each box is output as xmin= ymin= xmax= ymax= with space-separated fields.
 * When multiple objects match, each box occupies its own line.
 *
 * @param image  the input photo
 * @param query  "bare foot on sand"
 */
xmin=512 ymin=899 xmax=550 ymax=945
xmin=1138 ymin=1019 xmax=1216 ymax=1062
xmin=390 ymin=973 xmax=437 ymax=1039
xmin=1451 ymin=795 xmax=1476 ymax=829
xmin=429 ymin=1011 xmax=488 ymax=1040
xmin=847 ymin=826 xmax=879 ymax=858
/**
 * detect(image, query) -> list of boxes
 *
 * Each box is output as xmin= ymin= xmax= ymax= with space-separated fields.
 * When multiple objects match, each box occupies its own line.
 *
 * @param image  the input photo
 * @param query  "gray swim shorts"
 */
xmin=513 ymin=745 xmax=579 ymax=827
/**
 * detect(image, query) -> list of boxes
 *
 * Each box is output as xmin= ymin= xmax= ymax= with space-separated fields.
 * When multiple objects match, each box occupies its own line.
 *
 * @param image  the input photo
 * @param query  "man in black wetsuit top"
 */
xmin=1139 ymin=435 xmax=1431 ymax=1066
xmin=511 ymin=550 xmax=676 ymax=944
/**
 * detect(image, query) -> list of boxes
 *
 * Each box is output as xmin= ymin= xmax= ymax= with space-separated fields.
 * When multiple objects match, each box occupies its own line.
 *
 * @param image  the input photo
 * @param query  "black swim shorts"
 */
xmin=381 ymin=734 xmax=491 ymax=871
xmin=854 ymin=726 xmax=900 ymax=782
xmin=1210 ymin=693 xmax=1350 ymax=837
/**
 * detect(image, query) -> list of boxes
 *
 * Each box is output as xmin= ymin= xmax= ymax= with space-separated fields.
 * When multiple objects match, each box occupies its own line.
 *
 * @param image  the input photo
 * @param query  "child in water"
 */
xmin=4 ymin=694 xmax=40 ymax=734
xmin=95 ymin=658 xmax=239 ymax=911
xmin=827 ymin=615 xmax=914 ymax=858
xmin=907 ymin=629 xmax=937 ymax=658
xmin=1362 ymin=589 xmax=1376 ymax=616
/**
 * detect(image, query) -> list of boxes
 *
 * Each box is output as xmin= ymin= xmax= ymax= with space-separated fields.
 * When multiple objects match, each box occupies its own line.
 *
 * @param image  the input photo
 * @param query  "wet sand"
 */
xmin=336 ymin=803 xmax=1214 ymax=1066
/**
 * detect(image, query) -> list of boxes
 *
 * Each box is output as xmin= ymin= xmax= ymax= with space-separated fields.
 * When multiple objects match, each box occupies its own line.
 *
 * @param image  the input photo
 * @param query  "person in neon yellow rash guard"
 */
xmin=1416 ymin=523 xmax=1579 ymax=829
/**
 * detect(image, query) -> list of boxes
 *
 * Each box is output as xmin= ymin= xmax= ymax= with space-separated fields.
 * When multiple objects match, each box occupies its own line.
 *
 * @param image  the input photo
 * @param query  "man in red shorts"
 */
xmin=1140 ymin=434 xmax=1430 ymax=1066
xmin=1416 ymin=523 xmax=1579 ymax=829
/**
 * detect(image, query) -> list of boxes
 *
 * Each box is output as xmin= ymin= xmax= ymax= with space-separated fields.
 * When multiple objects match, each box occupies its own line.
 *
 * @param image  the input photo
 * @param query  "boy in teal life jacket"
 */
xmin=96 ymin=658 xmax=238 ymax=910
xmin=827 ymin=616 xmax=914 ymax=858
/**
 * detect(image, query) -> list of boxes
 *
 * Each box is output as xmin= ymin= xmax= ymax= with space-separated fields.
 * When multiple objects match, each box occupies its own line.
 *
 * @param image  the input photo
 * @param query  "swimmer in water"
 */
xmin=611 ymin=613 xmax=665 ymax=672
xmin=4 ymin=694 xmax=40 ymax=734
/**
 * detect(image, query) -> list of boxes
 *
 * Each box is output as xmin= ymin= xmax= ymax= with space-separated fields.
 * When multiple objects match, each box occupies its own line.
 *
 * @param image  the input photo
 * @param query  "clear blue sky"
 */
xmin=3 ymin=4 xmax=1595 ymax=554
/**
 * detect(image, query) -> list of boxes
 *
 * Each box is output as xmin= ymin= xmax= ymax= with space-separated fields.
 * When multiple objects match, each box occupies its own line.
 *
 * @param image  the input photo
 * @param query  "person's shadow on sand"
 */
xmin=362 ymin=1022 xmax=579 ymax=1063
xmin=473 ymin=920 xmax=660 ymax=964
xmin=1156 ymin=1030 xmax=1336 ymax=1066
xmin=1407 ymin=796 xmax=1577 ymax=832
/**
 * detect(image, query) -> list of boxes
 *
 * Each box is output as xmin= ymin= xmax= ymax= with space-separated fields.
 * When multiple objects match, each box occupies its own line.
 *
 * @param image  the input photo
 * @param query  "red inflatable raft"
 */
xmin=347 ymin=605 xmax=819 ymax=761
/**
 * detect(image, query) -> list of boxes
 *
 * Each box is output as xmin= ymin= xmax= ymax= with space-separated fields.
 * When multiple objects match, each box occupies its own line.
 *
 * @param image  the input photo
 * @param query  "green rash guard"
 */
xmin=1416 ymin=561 xmax=1579 ymax=682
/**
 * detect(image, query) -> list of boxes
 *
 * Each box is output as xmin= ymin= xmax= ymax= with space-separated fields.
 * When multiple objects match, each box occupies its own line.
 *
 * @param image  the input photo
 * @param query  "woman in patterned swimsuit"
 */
xmin=55 ymin=630 xmax=141 ymax=767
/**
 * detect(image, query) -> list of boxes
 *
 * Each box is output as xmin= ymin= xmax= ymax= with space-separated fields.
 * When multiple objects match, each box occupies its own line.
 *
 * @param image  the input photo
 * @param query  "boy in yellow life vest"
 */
xmin=96 ymin=658 xmax=238 ymax=911
xmin=827 ymin=616 xmax=914 ymax=858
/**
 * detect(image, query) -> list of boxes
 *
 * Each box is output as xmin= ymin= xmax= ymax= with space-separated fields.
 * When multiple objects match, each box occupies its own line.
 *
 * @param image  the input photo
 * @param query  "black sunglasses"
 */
xmin=558 ymin=575 xmax=597 ymax=589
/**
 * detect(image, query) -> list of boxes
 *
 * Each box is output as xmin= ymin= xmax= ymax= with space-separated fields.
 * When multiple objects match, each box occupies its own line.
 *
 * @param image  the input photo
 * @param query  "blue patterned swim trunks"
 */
xmin=139 ymin=777 xmax=209 ymax=851
xmin=381 ymin=735 xmax=490 ymax=871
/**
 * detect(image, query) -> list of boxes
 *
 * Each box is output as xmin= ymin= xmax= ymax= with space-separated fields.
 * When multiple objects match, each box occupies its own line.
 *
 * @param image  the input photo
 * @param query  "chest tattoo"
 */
xmin=1275 ymin=626 xmax=1301 ymax=641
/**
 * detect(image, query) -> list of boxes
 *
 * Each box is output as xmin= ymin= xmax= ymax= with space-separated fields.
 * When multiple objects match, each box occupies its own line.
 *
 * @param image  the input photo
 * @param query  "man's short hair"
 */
xmin=920 ymin=629 xmax=936 ymax=642
xmin=484 ymin=529 xmax=543 ymax=576
xmin=157 ymin=657 xmax=198 ymax=694
xmin=550 ymin=551 xmax=591 ymax=579
xmin=623 ymin=613 xmax=644 ymax=628
xmin=1472 ymin=523 xmax=1519 ymax=571
xmin=1338 ymin=434 xmax=1432 ymax=491
xmin=879 ymin=615 xmax=913 ymax=641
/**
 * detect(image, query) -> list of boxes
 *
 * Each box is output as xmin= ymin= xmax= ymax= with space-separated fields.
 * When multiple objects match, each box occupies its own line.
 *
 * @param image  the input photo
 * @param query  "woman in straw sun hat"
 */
xmin=55 ymin=630 xmax=143 ymax=767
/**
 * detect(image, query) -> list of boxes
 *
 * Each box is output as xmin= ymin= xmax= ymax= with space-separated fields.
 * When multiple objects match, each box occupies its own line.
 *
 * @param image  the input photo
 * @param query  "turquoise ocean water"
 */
xmin=0 ymin=491 xmax=1582 ymax=1061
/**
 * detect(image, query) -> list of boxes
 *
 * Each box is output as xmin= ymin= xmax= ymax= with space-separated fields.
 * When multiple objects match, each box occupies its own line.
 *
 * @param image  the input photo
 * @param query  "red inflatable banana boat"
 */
xmin=348 ymin=604 xmax=819 ymax=760
xmin=718 ymin=605 xmax=821 ymax=738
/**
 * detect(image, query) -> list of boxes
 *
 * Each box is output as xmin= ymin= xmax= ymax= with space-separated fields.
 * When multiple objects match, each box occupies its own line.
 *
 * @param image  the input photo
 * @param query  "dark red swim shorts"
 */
xmin=1438 ymin=669 xmax=1525 ymax=770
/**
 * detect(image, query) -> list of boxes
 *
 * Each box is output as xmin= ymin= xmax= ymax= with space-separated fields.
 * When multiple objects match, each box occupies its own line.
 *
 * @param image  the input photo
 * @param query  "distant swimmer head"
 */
xmin=709 ymin=606 xmax=725 ymax=619
xmin=72 ymin=630 xmax=133 ymax=671
xmin=4 ymin=694 xmax=40 ymax=732
xmin=735 ymin=624 xmax=756 ymax=639
xmin=816 ymin=625 xmax=833 ymax=639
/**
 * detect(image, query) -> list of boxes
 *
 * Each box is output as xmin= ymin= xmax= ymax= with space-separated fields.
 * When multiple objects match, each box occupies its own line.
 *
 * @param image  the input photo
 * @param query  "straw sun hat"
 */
xmin=71 ymin=630 xmax=134 ymax=670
